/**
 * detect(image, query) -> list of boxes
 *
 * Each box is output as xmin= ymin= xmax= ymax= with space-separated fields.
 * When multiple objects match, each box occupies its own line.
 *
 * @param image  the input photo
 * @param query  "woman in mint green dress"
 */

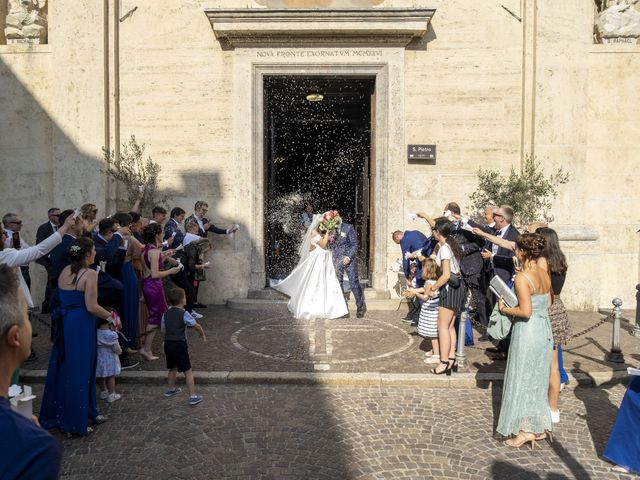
xmin=496 ymin=233 xmax=553 ymax=449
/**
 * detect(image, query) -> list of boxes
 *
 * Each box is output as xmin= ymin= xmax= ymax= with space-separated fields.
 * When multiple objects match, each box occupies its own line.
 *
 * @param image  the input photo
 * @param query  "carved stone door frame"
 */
xmin=208 ymin=9 xmax=434 ymax=295
xmin=237 ymin=58 xmax=401 ymax=295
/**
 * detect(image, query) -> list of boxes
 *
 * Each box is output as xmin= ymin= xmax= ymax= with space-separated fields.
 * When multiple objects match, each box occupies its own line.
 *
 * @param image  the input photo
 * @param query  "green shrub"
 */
xmin=468 ymin=155 xmax=569 ymax=225
xmin=103 ymin=135 xmax=170 ymax=215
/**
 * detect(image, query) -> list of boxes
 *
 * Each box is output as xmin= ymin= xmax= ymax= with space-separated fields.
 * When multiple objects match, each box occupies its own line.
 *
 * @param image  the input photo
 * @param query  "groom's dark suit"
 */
xmin=329 ymin=223 xmax=365 ymax=314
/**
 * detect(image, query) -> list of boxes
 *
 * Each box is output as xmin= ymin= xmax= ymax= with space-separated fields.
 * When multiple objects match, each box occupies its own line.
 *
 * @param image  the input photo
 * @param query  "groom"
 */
xmin=330 ymin=213 xmax=366 ymax=318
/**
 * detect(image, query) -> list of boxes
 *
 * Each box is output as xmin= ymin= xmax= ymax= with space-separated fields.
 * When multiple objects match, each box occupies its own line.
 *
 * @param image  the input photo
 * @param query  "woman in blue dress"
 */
xmin=40 ymin=237 xmax=115 ymax=436
xmin=604 ymin=376 xmax=640 ymax=474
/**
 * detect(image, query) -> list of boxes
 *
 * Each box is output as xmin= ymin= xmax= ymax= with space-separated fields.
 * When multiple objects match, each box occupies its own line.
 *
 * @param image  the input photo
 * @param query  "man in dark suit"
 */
xmin=48 ymin=209 xmax=82 ymax=342
xmin=49 ymin=210 xmax=80 ymax=281
xmin=480 ymin=205 xmax=519 ymax=286
xmin=475 ymin=205 xmax=519 ymax=356
xmin=444 ymin=203 xmax=488 ymax=328
xmin=185 ymin=200 xmax=238 ymax=239
xmin=92 ymin=218 xmax=126 ymax=312
xmin=329 ymin=216 xmax=366 ymax=318
xmin=35 ymin=208 xmax=60 ymax=313
xmin=184 ymin=201 xmax=238 ymax=308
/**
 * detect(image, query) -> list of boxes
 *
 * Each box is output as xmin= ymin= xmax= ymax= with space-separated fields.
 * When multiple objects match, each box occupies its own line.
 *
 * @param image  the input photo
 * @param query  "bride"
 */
xmin=273 ymin=212 xmax=349 ymax=320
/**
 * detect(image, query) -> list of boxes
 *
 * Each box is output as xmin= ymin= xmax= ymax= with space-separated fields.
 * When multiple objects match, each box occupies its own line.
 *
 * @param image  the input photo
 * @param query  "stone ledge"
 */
xmin=19 ymin=369 xmax=632 ymax=388
xmin=204 ymin=8 xmax=435 ymax=48
xmin=590 ymin=44 xmax=640 ymax=53
xmin=0 ymin=44 xmax=51 ymax=54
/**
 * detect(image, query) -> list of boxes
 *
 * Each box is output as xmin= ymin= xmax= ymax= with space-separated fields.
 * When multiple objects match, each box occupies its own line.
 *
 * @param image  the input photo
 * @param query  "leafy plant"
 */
xmin=468 ymin=155 xmax=570 ymax=225
xmin=103 ymin=135 xmax=170 ymax=215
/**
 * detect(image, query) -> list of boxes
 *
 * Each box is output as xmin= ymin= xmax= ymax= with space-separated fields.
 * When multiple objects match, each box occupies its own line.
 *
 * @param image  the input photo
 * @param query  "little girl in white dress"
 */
xmin=96 ymin=317 xmax=122 ymax=403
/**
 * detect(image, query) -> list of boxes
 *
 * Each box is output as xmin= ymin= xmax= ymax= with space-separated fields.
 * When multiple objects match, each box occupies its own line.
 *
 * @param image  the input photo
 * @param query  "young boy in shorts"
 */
xmin=161 ymin=287 xmax=207 ymax=405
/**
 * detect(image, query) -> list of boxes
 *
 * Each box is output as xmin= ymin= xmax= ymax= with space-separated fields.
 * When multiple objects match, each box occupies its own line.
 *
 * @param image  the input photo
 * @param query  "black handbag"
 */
xmin=448 ymin=272 xmax=461 ymax=288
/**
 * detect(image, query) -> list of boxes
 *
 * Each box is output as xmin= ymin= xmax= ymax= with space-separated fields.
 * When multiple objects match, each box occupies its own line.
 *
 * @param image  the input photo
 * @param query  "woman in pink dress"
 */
xmin=139 ymin=223 xmax=182 ymax=361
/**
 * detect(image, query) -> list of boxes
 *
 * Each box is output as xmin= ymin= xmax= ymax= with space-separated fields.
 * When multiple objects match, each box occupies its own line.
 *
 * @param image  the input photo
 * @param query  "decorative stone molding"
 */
xmin=5 ymin=0 xmax=48 ymax=45
xmin=204 ymin=8 xmax=435 ymax=48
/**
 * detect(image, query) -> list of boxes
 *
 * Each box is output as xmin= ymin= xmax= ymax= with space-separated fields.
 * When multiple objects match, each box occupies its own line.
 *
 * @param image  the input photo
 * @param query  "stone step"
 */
xmin=247 ymin=287 xmax=391 ymax=300
xmin=226 ymin=296 xmax=402 ymax=311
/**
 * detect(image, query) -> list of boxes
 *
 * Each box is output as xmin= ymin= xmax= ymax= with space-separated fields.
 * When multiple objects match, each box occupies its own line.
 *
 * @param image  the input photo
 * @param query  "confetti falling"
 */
xmin=264 ymin=76 xmax=374 ymax=280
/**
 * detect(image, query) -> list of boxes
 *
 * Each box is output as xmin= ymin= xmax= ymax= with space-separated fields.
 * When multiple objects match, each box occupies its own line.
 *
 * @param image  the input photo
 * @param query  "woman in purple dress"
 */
xmin=139 ymin=223 xmax=182 ymax=361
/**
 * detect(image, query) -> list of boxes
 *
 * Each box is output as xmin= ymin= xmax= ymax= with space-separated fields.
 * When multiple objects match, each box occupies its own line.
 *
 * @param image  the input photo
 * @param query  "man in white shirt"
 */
xmin=2 ymin=213 xmax=31 ymax=291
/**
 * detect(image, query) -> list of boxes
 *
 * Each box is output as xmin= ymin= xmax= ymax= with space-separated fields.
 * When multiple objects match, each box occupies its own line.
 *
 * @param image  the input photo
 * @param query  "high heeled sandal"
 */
xmin=449 ymin=357 xmax=458 ymax=373
xmin=504 ymin=432 xmax=538 ymax=450
xmin=535 ymin=430 xmax=554 ymax=442
xmin=430 ymin=360 xmax=452 ymax=376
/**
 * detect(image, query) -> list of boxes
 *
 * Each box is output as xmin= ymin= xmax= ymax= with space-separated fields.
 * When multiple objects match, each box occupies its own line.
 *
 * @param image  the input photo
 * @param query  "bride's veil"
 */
xmin=296 ymin=213 xmax=322 ymax=266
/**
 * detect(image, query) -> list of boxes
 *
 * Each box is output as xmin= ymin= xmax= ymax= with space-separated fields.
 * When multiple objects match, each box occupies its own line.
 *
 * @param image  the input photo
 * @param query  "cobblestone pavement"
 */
xmin=32 ymin=382 xmax=636 ymax=480
xmin=26 ymin=307 xmax=639 ymax=376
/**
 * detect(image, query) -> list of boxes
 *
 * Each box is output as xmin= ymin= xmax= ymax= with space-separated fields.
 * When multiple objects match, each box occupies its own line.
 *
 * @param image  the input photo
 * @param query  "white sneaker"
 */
xmin=99 ymin=390 xmax=109 ymax=400
xmin=191 ymin=311 xmax=203 ymax=319
xmin=550 ymin=409 xmax=560 ymax=423
xmin=106 ymin=393 xmax=122 ymax=403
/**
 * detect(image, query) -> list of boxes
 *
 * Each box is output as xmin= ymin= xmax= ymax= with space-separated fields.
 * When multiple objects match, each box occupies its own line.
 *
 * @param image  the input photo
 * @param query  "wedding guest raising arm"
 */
xmin=186 ymin=201 xmax=239 ymax=238
xmin=0 ymin=213 xmax=77 ymax=309
xmin=130 ymin=186 xmax=145 ymax=213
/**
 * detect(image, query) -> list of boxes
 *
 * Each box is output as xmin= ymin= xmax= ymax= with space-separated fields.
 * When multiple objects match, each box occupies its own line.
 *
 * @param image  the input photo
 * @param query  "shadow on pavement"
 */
xmin=572 ymin=361 xmax=625 ymax=459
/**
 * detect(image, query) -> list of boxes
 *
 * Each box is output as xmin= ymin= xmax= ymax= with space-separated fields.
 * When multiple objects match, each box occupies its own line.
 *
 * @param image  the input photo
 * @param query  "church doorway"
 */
xmin=264 ymin=76 xmax=375 ymax=287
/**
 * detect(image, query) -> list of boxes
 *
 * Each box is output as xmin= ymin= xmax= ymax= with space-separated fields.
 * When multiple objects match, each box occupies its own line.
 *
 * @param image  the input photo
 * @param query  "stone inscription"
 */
xmin=256 ymin=49 xmax=384 ymax=58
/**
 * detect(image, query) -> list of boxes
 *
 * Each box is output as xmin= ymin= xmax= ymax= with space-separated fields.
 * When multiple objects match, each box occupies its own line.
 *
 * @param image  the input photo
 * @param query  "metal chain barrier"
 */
xmin=463 ymin=307 xmax=616 ymax=350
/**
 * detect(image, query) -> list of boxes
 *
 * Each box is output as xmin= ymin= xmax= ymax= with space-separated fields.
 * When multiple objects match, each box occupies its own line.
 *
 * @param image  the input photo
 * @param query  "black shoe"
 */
xmin=356 ymin=305 xmax=367 ymax=318
xmin=340 ymin=313 xmax=351 ymax=319
xmin=193 ymin=302 xmax=207 ymax=309
xmin=478 ymin=334 xmax=491 ymax=342
xmin=402 ymin=317 xmax=414 ymax=324
xmin=410 ymin=320 xmax=418 ymax=327
xmin=121 ymin=359 xmax=140 ymax=370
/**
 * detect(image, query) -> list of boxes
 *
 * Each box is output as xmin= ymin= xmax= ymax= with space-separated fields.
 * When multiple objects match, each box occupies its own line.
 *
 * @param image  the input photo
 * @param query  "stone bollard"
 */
xmin=634 ymin=284 xmax=640 ymax=337
xmin=607 ymin=298 xmax=625 ymax=363
xmin=455 ymin=309 xmax=468 ymax=369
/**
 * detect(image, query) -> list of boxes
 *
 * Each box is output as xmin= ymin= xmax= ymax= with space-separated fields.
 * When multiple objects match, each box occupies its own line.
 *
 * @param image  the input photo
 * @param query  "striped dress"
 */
xmin=418 ymin=280 xmax=439 ymax=337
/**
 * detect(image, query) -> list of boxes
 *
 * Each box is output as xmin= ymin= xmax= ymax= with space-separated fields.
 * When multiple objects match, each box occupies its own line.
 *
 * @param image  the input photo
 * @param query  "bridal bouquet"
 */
xmin=318 ymin=210 xmax=342 ymax=233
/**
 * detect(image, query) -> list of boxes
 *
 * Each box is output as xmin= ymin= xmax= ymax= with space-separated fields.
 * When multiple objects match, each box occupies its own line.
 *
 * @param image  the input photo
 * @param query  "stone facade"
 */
xmin=1 ymin=0 xmax=639 ymax=311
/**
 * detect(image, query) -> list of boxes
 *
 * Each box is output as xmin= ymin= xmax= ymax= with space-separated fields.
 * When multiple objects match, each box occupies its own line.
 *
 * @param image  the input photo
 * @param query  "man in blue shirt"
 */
xmin=0 ymin=264 xmax=62 ymax=480
xmin=392 ymin=230 xmax=435 ymax=324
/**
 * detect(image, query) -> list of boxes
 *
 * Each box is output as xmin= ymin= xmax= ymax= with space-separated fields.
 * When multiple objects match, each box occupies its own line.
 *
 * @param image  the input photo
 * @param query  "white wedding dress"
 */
xmin=273 ymin=215 xmax=348 ymax=320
